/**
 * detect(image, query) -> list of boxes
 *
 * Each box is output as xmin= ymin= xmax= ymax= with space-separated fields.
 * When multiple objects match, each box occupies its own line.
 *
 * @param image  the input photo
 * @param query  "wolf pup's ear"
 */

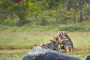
xmin=42 ymin=44 xmax=45 ymax=46
xmin=62 ymin=31 xmax=68 ymax=35
xmin=50 ymin=40 xmax=53 ymax=42
xmin=34 ymin=44 xmax=37 ymax=46
xmin=63 ymin=31 xmax=68 ymax=34
xmin=65 ymin=31 xmax=68 ymax=34
xmin=58 ymin=31 xmax=61 ymax=34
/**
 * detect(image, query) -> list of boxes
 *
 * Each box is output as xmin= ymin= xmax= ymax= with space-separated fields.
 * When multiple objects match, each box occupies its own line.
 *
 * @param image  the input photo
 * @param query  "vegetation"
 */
xmin=0 ymin=21 xmax=90 ymax=32
xmin=0 ymin=0 xmax=90 ymax=26
xmin=0 ymin=32 xmax=90 ymax=60
xmin=0 ymin=0 xmax=90 ymax=60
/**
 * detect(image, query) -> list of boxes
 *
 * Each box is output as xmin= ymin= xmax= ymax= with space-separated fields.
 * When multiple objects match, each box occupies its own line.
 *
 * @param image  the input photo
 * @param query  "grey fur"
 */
xmin=34 ymin=40 xmax=59 ymax=50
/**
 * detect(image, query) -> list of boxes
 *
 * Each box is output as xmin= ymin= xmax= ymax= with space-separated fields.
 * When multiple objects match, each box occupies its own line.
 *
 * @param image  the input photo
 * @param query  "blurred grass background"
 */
xmin=0 ymin=21 xmax=90 ymax=32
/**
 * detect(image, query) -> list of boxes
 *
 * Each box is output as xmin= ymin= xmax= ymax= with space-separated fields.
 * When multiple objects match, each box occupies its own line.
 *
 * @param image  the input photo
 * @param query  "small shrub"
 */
xmin=58 ymin=23 xmax=90 ymax=31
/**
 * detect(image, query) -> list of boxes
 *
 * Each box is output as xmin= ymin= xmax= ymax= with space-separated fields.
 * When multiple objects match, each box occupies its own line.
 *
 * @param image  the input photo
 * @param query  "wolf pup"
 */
xmin=58 ymin=31 xmax=74 ymax=52
xmin=34 ymin=40 xmax=59 ymax=51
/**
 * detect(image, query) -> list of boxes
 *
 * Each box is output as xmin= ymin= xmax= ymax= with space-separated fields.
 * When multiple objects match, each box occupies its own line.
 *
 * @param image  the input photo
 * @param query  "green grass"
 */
xmin=0 ymin=31 xmax=90 ymax=60
xmin=0 ymin=21 xmax=90 ymax=32
xmin=0 ymin=25 xmax=58 ymax=32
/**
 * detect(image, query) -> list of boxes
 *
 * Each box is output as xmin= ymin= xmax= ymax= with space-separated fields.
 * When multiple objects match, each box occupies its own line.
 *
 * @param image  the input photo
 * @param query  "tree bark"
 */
xmin=52 ymin=0 xmax=56 ymax=9
xmin=79 ymin=0 xmax=83 ymax=22
xmin=73 ymin=0 xmax=77 ymax=22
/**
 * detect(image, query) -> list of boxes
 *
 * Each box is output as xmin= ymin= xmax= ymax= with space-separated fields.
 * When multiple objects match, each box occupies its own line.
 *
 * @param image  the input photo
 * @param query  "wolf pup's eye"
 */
xmin=61 ymin=34 xmax=63 ymax=35
xmin=59 ymin=34 xmax=61 ymax=36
